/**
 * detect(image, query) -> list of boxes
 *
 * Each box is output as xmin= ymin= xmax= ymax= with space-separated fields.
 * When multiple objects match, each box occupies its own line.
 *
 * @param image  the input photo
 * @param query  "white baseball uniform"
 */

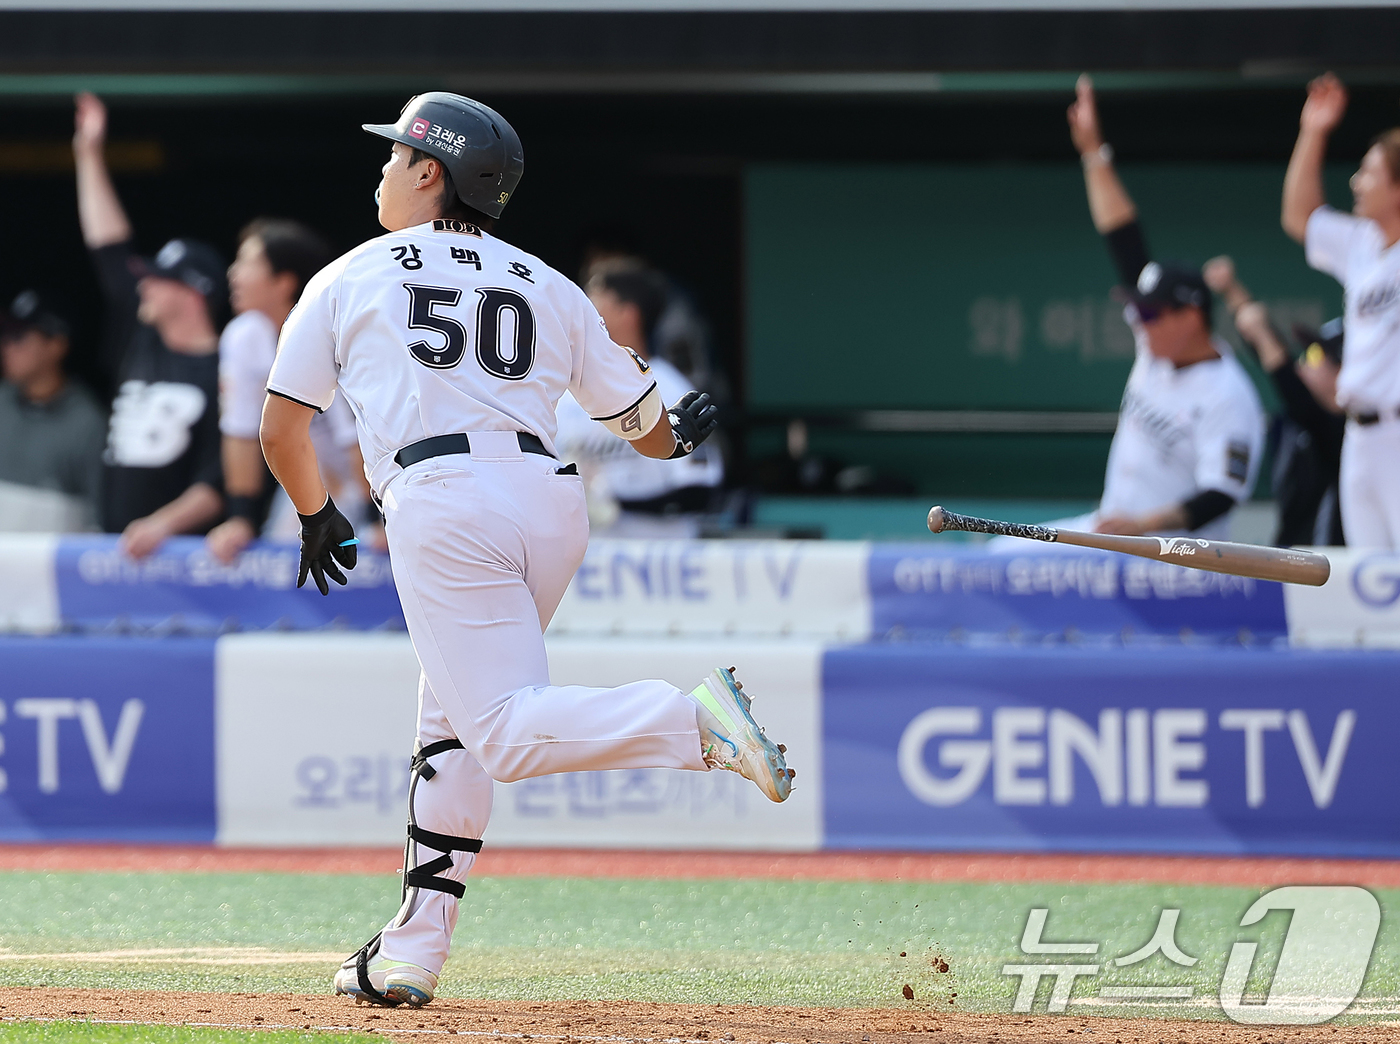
xmin=555 ymin=354 xmax=722 ymax=536
xmin=267 ymin=220 xmax=706 ymax=974
xmin=1095 ymin=324 xmax=1266 ymax=540
xmin=1305 ymin=205 xmax=1400 ymax=547
xmin=219 ymin=310 xmax=365 ymax=540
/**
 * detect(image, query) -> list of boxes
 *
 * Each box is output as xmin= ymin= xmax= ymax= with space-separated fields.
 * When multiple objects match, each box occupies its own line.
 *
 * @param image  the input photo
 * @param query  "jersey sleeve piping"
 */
xmin=591 ymin=381 xmax=658 ymax=422
xmin=267 ymin=387 xmax=326 ymax=414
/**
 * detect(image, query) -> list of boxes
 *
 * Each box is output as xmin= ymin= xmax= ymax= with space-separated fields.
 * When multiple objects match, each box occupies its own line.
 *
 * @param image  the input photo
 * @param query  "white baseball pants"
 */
xmin=1340 ymin=419 xmax=1400 ymax=548
xmin=372 ymin=434 xmax=706 ymax=973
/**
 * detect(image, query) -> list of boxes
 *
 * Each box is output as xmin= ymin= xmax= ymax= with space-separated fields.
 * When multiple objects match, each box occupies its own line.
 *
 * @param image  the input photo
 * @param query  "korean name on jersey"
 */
xmin=267 ymin=220 xmax=658 ymax=499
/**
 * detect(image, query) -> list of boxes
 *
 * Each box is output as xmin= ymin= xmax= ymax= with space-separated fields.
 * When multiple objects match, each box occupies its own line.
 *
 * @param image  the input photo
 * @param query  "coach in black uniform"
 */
xmin=74 ymin=93 xmax=225 ymax=557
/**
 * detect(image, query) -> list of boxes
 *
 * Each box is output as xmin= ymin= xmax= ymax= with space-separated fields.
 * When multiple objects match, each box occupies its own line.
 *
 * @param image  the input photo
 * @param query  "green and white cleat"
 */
xmin=689 ymin=666 xmax=794 ymax=802
xmin=334 ymin=950 xmax=437 ymax=1007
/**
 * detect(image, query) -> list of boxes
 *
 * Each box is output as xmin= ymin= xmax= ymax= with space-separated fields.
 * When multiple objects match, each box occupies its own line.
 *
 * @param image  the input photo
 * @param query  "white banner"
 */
xmin=547 ymin=539 xmax=870 ymax=641
xmin=214 ymin=633 xmax=821 ymax=850
xmin=0 ymin=534 xmax=59 ymax=633
xmin=1285 ymin=549 xmax=1400 ymax=649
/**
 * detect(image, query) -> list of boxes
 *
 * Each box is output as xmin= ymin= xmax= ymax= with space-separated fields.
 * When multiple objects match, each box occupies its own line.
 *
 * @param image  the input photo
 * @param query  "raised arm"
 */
xmin=1203 ymin=256 xmax=1289 ymax=370
xmin=73 ymin=93 xmax=133 ymax=249
xmin=1282 ymin=74 xmax=1347 ymax=243
xmin=1068 ymin=75 xmax=1136 ymax=234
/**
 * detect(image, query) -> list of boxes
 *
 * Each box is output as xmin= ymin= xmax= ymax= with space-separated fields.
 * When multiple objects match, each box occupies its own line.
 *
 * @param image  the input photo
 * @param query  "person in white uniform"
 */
xmin=257 ymin=93 xmax=793 ymax=1008
xmin=555 ymin=264 xmax=723 ymax=536
xmin=206 ymin=218 xmax=378 ymax=561
xmin=1065 ymin=75 xmax=1264 ymax=540
xmin=1283 ymin=72 xmax=1400 ymax=547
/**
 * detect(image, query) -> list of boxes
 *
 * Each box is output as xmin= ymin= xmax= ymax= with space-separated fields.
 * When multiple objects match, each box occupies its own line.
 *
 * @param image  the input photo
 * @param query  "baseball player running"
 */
xmin=258 ymin=93 xmax=793 ymax=1008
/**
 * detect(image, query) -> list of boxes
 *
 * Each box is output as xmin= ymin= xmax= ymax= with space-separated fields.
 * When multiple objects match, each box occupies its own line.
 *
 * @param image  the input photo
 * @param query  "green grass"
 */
xmin=1 ymin=872 xmax=1397 ymax=1023
xmin=0 ymin=1024 xmax=372 ymax=1043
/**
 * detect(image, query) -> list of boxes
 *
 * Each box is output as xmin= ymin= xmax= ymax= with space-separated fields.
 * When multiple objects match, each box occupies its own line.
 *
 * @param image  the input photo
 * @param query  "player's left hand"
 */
xmin=666 ymin=390 xmax=719 ymax=459
xmin=297 ymin=495 xmax=358 ymax=596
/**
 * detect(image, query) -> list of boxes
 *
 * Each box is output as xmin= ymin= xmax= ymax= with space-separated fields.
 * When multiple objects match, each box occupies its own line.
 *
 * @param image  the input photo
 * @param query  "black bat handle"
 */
xmin=928 ymin=505 xmax=1059 ymax=542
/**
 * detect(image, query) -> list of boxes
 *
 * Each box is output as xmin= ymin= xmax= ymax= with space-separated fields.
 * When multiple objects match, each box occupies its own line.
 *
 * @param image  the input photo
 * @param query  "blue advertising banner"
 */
xmin=823 ymin=643 xmax=1400 ymax=857
xmin=0 ymin=636 xmax=216 ymax=840
xmin=869 ymin=545 xmax=1289 ymax=641
xmin=55 ymin=536 xmax=404 ymax=633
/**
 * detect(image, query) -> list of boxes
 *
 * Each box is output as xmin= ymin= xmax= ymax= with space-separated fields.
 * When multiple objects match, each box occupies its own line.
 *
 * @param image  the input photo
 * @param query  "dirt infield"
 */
xmin=4 ymin=844 xmax=1400 ymax=886
xmin=2 ymin=989 xmax=1396 ymax=1043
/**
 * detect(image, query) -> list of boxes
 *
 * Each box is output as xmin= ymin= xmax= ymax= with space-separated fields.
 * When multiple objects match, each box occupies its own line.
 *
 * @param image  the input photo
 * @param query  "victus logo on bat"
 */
xmin=1154 ymin=536 xmax=1210 ymax=557
xmin=1000 ymin=887 xmax=1380 ymax=1024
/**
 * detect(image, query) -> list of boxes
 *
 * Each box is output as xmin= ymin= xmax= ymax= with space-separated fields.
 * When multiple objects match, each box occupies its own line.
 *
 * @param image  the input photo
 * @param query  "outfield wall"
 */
xmin=0 ymin=630 xmax=1395 ymax=856
xmin=1 ymin=535 xmax=1396 ymax=854
xmin=5 ymin=534 xmax=1399 ymax=645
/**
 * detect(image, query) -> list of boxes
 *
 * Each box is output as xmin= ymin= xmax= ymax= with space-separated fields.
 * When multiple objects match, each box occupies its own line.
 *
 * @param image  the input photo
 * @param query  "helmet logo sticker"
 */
xmin=409 ymin=117 xmax=430 ymax=140
xmin=424 ymin=123 xmax=469 ymax=156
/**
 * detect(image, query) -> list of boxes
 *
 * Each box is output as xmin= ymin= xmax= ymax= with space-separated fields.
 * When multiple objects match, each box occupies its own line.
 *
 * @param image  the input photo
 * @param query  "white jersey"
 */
xmin=220 ymin=309 xmax=361 ymax=482
xmin=1099 ymin=327 xmax=1265 ymax=539
xmin=1305 ymin=205 xmax=1400 ymax=412
xmin=219 ymin=310 xmax=279 ymax=440
xmin=555 ymin=355 xmax=722 ymax=503
xmin=268 ymin=220 xmax=656 ymax=499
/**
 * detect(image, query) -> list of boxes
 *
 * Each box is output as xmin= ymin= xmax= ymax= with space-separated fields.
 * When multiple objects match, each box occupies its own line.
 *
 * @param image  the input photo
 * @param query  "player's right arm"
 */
xmin=72 ymin=93 xmax=133 ymax=249
xmin=1283 ymin=73 xmax=1347 ymax=244
xmin=261 ymin=266 xmax=357 ymax=595
xmin=1068 ymin=75 xmax=1136 ymax=235
xmin=207 ymin=316 xmax=278 ymax=563
xmin=1068 ymin=74 xmax=1151 ymax=290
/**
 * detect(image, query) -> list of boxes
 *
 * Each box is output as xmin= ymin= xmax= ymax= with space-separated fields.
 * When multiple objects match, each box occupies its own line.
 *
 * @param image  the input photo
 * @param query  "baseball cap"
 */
xmin=1293 ymin=317 xmax=1344 ymax=365
xmin=2 ymin=289 xmax=70 ymax=341
xmin=1119 ymin=261 xmax=1212 ymax=322
xmin=137 ymin=238 xmax=228 ymax=308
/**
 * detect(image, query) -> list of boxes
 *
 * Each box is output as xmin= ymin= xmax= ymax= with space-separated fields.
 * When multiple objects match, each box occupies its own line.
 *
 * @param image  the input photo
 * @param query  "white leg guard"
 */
xmin=377 ymin=739 xmax=493 ymax=975
xmin=343 ymin=739 xmax=492 ymax=1002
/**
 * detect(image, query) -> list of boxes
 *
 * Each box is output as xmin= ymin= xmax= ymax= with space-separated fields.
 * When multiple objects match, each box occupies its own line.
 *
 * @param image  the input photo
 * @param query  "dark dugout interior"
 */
xmin=2 ymin=6 xmax=1398 ymax=495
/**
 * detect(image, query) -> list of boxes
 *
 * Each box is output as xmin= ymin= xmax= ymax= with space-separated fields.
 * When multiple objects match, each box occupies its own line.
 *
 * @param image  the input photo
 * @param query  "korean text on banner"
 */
xmin=870 ymin=546 xmax=1288 ymax=641
xmin=215 ymin=633 xmax=822 ymax=850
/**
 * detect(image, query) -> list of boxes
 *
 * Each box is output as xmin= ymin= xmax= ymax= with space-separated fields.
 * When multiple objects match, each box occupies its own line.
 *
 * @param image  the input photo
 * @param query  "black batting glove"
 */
xmin=297 ymin=495 xmax=358 ymax=596
xmin=666 ymin=391 xmax=719 ymax=459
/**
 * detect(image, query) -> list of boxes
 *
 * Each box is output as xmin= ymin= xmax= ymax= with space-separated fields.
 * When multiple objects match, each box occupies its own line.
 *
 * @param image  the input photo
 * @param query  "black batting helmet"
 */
xmin=363 ymin=93 xmax=524 ymax=219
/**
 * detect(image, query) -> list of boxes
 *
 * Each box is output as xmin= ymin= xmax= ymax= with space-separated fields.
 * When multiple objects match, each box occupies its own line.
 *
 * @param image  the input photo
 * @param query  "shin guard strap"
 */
xmin=405 ymin=854 xmax=466 ymax=898
xmin=411 ymin=738 xmax=465 ymax=781
xmin=355 ymin=932 xmax=397 ymax=1007
xmin=403 ymin=824 xmax=481 ymax=899
xmin=410 ymin=823 xmax=483 ymax=853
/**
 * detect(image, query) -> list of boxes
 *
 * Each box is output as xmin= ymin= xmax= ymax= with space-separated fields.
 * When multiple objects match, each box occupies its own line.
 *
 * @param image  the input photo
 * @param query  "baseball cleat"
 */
xmin=689 ymin=667 xmax=794 ymax=803
xmin=334 ymin=951 xmax=437 ymax=1007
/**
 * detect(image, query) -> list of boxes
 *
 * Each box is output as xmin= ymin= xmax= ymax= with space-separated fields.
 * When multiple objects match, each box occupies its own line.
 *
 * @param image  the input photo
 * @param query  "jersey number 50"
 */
xmin=404 ymin=284 xmax=537 ymax=380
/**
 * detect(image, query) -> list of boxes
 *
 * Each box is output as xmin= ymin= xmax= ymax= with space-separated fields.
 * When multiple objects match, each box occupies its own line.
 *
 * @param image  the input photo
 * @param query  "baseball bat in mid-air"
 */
xmin=926 ymin=506 xmax=1330 ymax=587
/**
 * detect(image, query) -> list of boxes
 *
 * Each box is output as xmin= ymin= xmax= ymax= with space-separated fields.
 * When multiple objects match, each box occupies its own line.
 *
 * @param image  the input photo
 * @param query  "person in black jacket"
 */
xmin=74 ymin=92 xmax=225 ymax=557
xmin=1204 ymin=255 xmax=1346 ymax=546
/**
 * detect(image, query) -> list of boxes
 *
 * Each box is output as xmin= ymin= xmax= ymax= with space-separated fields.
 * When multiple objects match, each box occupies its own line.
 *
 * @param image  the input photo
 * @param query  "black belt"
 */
xmin=1349 ymin=411 xmax=1396 ymax=427
xmin=394 ymin=432 xmax=554 ymax=468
